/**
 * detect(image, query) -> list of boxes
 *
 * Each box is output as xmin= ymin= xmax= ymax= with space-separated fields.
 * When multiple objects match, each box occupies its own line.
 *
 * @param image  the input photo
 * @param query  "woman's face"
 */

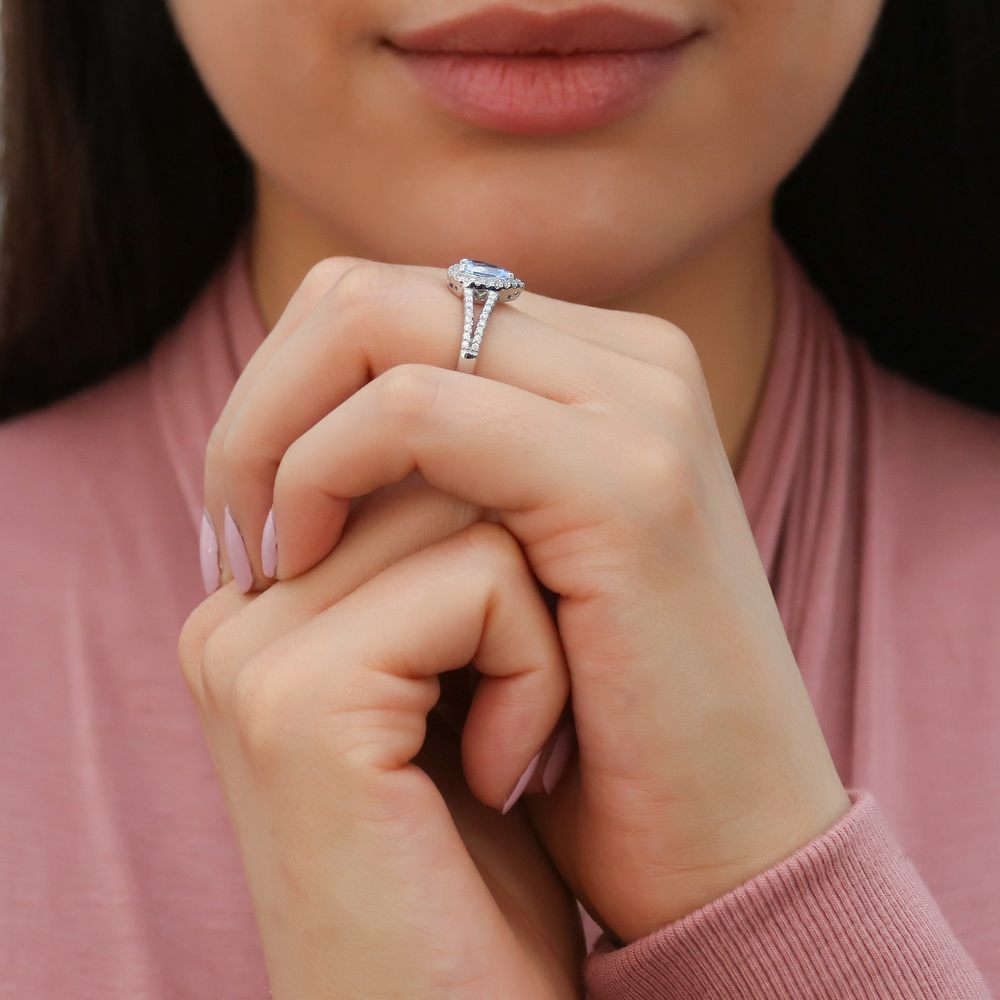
xmin=167 ymin=1 xmax=882 ymax=303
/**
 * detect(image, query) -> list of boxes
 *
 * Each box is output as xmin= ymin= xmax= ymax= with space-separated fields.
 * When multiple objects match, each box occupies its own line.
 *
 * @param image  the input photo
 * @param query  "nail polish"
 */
xmin=223 ymin=504 xmax=254 ymax=593
xmin=261 ymin=506 xmax=278 ymax=578
xmin=200 ymin=508 xmax=220 ymax=596
xmin=501 ymin=748 xmax=543 ymax=815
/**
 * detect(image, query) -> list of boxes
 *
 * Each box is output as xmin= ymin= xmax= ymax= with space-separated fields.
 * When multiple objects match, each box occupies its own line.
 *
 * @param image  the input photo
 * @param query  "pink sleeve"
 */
xmin=583 ymin=789 xmax=991 ymax=999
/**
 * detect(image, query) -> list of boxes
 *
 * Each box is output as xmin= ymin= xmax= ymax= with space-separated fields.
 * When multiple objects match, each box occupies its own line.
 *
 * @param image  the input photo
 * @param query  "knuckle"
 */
xmin=275 ymin=433 xmax=307 ymax=484
xmin=621 ymin=430 xmax=702 ymax=522
xmin=641 ymin=364 xmax=703 ymax=429
xmin=271 ymin=437 xmax=312 ymax=508
xmin=457 ymin=519 xmax=524 ymax=574
xmin=198 ymin=625 xmax=243 ymax=713
xmin=177 ymin=605 xmax=217 ymax=704
xmin=272 ymin=440 xmax=332 ymax=529
xmin=626 ymin=310 xmax=675 ymax=338
xmin=318 ymin=261 xmax=401 ymax=354
xmin=228 ymin=656 xmax=292 ymax=760
xmin=327 ymin=258 xmax=394 ymax=313
xmin=629 ymin=313 xmax=705 ymax=381
xmin=177 ymin=590 xmax=249 ymax=706
xmin=220 ymin=421 xmax=277 ymax=487
xmin=666 ymin=327 xmax=704 ymax=380
xmin=374 ymin=364 xmax=442 ymax=423
xmin=301 ymin=256 xmax=365 ymax=302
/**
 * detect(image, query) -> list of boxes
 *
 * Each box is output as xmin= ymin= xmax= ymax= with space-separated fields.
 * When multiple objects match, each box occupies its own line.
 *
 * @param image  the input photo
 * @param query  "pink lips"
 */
xmin=385 ymin=4 xmax=700 ymax=136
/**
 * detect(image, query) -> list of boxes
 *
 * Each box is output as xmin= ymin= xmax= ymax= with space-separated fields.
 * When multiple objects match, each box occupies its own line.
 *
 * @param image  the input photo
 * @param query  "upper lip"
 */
xmin=385 ymin=3 xmax=696 ymax=55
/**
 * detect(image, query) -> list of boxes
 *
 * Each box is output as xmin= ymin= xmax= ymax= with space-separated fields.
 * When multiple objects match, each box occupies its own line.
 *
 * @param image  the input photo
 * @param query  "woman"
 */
xmin=0 ymin=0 xmax=996 ymax=996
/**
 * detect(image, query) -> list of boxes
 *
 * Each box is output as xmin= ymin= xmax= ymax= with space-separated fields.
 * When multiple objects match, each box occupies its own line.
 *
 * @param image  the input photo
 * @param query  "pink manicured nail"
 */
xmin=223 ymin=505 xmax=254 ymax=593
xmin=199 ymin=508 xmax=220 ymax=596
xmin=541 ymin=719 xmax=576 ymax=794
xmin=501 ymin=748 xmax=543 ymax=815
xmin=261 ymin=506 xmax=278 ymax=578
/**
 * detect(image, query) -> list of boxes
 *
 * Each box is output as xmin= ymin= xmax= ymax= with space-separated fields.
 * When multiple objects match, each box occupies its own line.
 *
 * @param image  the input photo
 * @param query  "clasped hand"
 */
xmin=178 ymin=257 xmax=849 ymax=999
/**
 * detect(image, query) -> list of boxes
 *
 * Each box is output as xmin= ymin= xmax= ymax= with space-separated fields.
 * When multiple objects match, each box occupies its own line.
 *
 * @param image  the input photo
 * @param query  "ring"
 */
xmin=446 ymin=258 xmax=525 ymax=373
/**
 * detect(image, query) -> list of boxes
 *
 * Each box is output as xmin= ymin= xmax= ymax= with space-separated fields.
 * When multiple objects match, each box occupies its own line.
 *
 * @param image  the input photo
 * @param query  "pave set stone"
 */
xmin=446 ymin=259 xmax=525 ymax=360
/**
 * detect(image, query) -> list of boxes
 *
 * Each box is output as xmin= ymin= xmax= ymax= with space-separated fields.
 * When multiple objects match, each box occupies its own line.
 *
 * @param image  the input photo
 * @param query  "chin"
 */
xmin=337 ymin=197 xmax=685 ymax=306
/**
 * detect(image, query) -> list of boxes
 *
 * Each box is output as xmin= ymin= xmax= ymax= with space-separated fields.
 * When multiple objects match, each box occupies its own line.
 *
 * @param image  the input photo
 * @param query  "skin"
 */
xmin=168 ymin=0 xmax=883 ymax=470
xmin=170 ymin=0 xmax=884 ymax=994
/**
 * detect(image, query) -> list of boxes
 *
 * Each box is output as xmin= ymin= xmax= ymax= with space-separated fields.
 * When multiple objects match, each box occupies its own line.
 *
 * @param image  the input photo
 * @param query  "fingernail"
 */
xmin=223 ymin=504 xmax=254 ymax=593
xmin=200 ymin=508 xmax=220 ymax=596
xmin=501 ymin=748 xmax=543 ymax=815
xmin=541 ymin=719 xmax=576 ymax=795
xmin=261 ymin=506 xmax=278 ymax=578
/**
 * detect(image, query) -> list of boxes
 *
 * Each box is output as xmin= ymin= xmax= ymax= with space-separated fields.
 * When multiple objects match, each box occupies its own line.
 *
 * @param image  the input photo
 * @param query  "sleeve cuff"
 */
xmin=584 ymin=788 xmax=990 ymax=1000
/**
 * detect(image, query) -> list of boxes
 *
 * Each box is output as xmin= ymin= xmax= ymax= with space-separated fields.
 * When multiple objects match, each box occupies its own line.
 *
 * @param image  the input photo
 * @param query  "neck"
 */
xmin=248 ymin=176 xmax=778 ymax=477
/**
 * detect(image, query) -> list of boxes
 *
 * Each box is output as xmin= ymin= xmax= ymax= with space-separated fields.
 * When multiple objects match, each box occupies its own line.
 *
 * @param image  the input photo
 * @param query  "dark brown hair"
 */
xmin=0 ymin=1 xmax=252 ymax=420
xmin=0 ymin=1 xmax=997 ymax=421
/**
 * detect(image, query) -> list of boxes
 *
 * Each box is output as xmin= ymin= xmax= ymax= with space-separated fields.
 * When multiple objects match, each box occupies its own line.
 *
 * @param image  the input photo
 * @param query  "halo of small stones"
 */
xmin=447 ymin=261 xmax=525 ymax=299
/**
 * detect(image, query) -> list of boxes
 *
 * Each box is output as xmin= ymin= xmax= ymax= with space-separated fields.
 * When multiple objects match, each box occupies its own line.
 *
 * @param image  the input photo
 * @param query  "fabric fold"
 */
xmin=3 ymin=222 xmax=989 ymax=996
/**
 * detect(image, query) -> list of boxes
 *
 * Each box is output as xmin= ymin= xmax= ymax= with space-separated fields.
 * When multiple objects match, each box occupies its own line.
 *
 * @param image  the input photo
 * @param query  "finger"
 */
xmin=215 ymin=262 xmax=599 ymax=593
xmin=186 ymin=474 xmax=485 ymax=723
xmin=273 ymin=365 xmax=581 ymax=579
xmin=203 ymin=255 xmax=369 ymax=591
xmin=217 ymin=260 xmax=704 ymax=590
xmin=271 ymin=363 xmax=643 ymax=579
xmin=195 ymin=521 xmax=570 ymax=813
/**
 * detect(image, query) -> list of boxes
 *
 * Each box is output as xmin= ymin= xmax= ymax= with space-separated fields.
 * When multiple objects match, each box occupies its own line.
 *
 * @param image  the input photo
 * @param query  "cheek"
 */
xmin=166 ymin=0 xmax=361 ymax=161
xmin=713 ymin=0 xmax=884 ymax=162
xmin=614 ymin=0 xmax=883 ymax=255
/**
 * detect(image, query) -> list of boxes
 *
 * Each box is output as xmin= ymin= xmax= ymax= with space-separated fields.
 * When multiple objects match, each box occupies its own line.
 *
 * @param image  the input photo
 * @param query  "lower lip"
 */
xmin=389 ymin=41 xmax=694 ymax=136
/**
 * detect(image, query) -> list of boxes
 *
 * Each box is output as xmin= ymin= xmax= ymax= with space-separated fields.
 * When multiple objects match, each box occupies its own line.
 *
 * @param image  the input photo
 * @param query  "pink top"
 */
xmin=1 ymin=228 xmax=997 ymax=998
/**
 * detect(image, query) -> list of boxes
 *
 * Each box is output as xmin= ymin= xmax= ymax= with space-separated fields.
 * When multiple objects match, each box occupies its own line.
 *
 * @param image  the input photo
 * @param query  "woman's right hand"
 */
xmin=180 ymin=515 xmax=585 ymax=999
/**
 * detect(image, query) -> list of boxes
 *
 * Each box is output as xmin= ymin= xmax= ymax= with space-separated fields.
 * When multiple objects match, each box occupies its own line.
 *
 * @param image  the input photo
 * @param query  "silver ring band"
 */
xmin=446 ymin=258 xmax=525 ymax=373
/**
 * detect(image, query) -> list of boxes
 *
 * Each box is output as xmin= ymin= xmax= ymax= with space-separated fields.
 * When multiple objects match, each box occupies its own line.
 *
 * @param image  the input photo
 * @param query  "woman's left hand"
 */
xmin=208 ymin=256 xmax=850 ymax=945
